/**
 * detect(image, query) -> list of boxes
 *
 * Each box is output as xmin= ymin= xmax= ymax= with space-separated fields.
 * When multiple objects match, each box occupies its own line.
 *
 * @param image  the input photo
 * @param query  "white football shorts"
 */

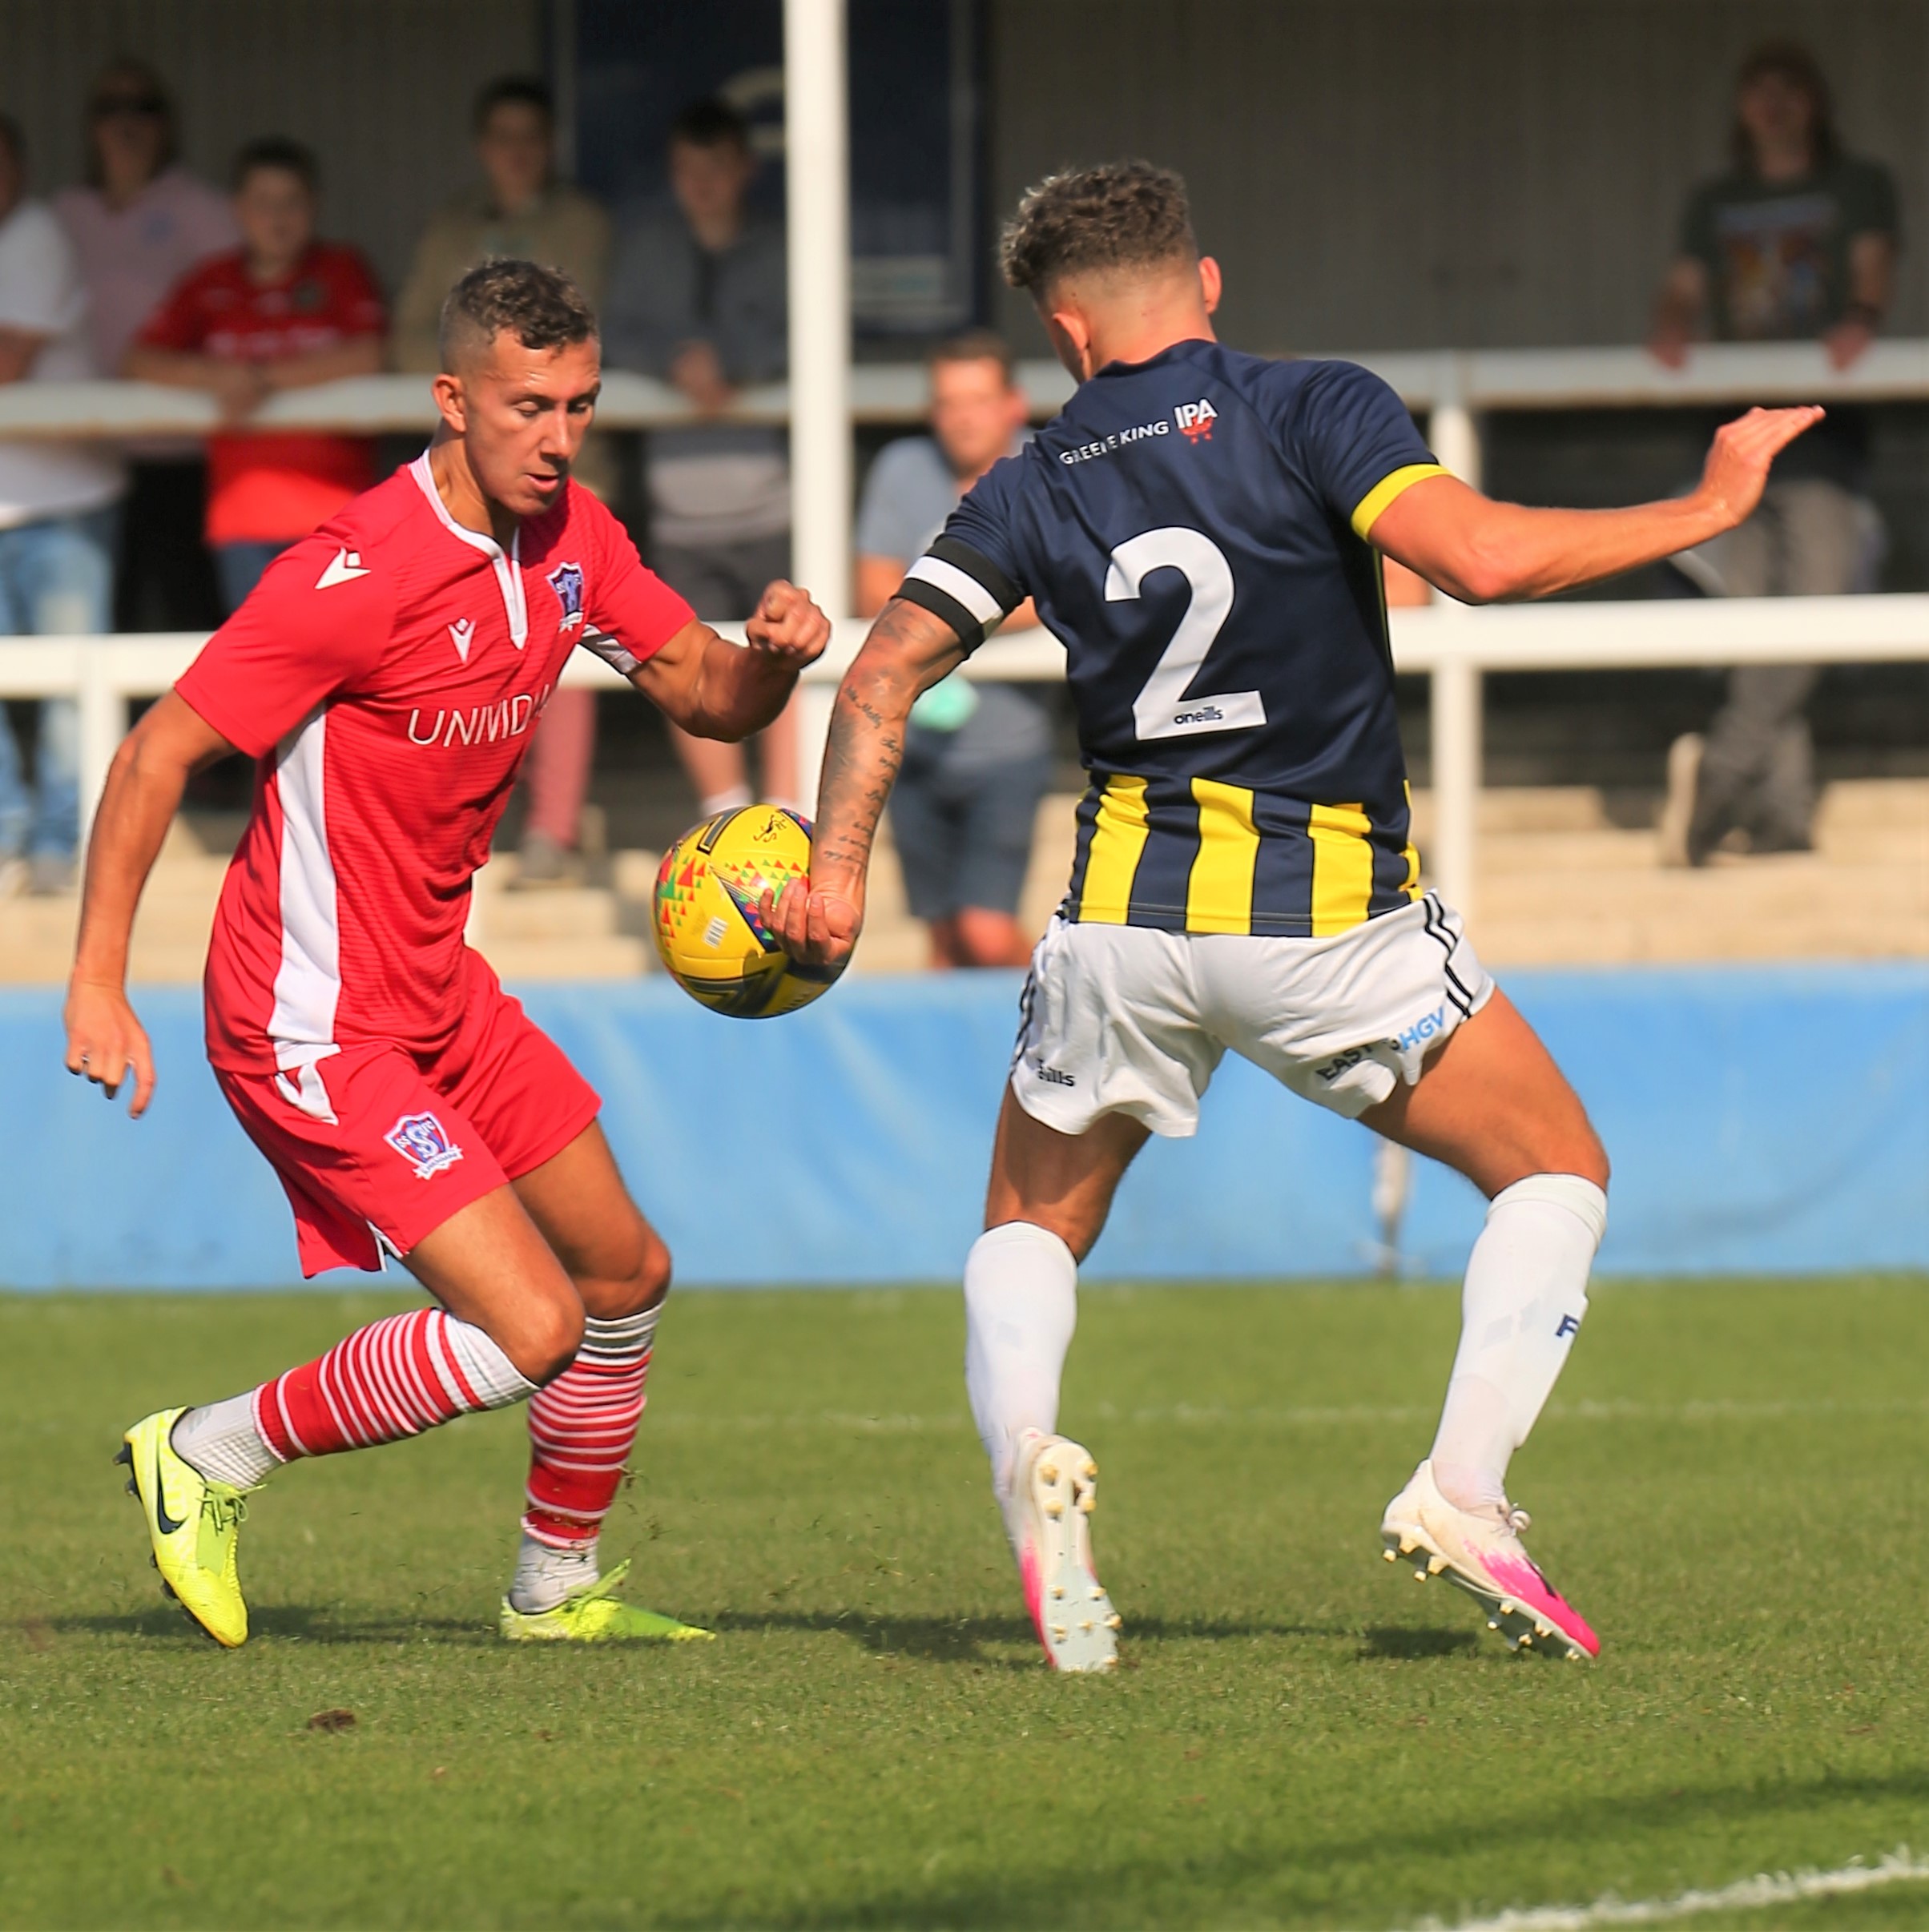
xmin=1010 ymin=891 xmax=1494 ymax=1138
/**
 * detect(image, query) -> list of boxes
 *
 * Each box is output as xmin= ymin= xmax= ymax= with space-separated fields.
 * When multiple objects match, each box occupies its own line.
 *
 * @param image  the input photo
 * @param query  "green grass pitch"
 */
xmin=6 ymin=1277 xmax=1929 ymax=1930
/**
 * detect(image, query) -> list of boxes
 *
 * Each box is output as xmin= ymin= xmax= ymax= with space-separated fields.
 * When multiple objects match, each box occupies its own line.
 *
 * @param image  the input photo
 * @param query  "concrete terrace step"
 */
xmin=1 ymin=779 xmax=1922 ymax=984
xmin=475 ymin=935 xmax=654 ymax=980
xmin=1473 ymin=910 xmax=1929 ymax=966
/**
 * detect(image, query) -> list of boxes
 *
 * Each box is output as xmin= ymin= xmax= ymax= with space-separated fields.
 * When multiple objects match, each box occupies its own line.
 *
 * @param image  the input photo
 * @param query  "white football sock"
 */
xmin=1429 ymin=1173 xmax=1607 ymax=1513
xmin=509 ymin=1531 xmax=600 ymax=1614
xmin=699 ymin=784 xmax=753 ymax=817
xmin=171 ymin=1391 xmax=284 ymax=1491
xmin=963 ymin=1222 xmax=1077 ymax=1500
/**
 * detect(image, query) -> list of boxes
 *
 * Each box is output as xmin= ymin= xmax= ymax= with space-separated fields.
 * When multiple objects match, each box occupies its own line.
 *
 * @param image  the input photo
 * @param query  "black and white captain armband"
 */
xmin=896 ymin=537 xmax=1024 ymax=651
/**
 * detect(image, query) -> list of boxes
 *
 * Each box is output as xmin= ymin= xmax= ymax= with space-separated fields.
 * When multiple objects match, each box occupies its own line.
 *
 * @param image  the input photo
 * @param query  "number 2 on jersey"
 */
xmin=1105 ymin=527 xmax=1267 ymax=742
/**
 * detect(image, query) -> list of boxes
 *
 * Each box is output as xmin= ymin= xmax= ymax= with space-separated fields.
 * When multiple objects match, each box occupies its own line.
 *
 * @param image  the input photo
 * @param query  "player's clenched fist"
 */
xmin=64 ymin=980 xmax=158 ymax=1117
xmin=744 ymin=579 xmax=832 ymax=664
xmin=765 ymin=876 xmax=863 ymax=970
xmin=1696 ymin=405 xmax=1825 ymax=530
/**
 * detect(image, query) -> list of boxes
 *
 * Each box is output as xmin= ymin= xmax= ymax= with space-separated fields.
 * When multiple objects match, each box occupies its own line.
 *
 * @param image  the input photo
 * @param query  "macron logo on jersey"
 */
xmin=315 ymin=547 xmax=370 ymax=590
xmin=448 ymin=618 xmax=476 ymax=663
xmin=1175 ymin=398 xmax=1218 ymax=443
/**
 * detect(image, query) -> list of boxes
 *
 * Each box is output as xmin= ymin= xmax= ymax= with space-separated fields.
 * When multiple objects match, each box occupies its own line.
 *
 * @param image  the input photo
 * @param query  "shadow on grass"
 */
xmin=43 ymin=1606 xmax=497 ymax=1647
xmin=694 ymin=1761 xmax=1929 ymax=1930
xmin=711 ymin=1608 xmax=1367 ymax=1668
xmin=1357 ymin=1624 xmax=1480 ymax=1660
xmin=33 ymin=1604 xmax=1496 ymax=1668
xmin=36 ymin=1608 xmax=1486 ymax=1664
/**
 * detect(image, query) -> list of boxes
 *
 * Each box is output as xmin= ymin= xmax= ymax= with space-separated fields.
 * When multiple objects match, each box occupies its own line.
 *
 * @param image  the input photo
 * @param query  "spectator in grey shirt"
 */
xmin=605 ymin=96 xmax=799 ymax=815
xmin=856 ymin=332 xmax=1053 ymax=968
xmin=1649 ymin=41 xmax=1897 ymax=865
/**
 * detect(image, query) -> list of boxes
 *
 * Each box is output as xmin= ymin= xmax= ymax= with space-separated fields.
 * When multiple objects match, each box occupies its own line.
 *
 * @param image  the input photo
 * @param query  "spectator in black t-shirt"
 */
xmin=1649 ymin=41 xmax=1899 ymax=866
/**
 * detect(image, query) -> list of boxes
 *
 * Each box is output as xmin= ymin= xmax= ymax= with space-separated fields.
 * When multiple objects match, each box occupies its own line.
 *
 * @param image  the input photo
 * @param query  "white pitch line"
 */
xmin=1416 ymin=1847 xmax=1929 ymax=1932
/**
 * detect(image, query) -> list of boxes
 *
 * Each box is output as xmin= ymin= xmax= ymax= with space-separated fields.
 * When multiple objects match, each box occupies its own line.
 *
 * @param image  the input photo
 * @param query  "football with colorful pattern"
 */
xmin=651 ymin=806 xmax=843 ymax=1017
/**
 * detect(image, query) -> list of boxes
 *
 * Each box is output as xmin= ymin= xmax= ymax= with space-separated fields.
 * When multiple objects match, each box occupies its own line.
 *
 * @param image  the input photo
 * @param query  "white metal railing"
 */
xmin=0 ymin=337 xmax=1922 ymax=508
xmin=6 ymin=595 xmax=1923 ymax=931
xmin=4 ymin=335 xmax=1925 ymax=932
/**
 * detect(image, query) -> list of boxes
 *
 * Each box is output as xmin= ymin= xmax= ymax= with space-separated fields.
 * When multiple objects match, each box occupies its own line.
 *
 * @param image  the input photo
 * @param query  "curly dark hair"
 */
xmin=439 ymin=258 xmax=598 ymax=370
xmin=998 ymin=161 xmax=1196 ymax=296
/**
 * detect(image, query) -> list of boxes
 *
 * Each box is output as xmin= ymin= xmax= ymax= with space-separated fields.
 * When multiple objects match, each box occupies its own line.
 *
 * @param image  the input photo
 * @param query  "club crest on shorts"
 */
xmin=547 ymin=560 xmax=585 ymax=633
xmin=385 ymin=1110 xmax=465 ymax=1180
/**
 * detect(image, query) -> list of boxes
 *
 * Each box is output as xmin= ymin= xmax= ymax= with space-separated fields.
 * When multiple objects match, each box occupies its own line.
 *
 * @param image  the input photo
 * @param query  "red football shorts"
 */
xmin=216 ymin=958 xmax=601 ymax=1277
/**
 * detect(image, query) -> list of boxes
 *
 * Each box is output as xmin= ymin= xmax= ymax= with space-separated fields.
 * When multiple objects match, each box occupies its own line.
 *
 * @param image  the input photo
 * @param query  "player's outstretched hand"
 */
xmin=763 ymin=875 xmax=862 ymax=972
xmin=745 ymin=580 xmax=832 ymax=666
xmin=64 ymin=980 xmax=157 ymax=1117
xmin=1696 ymin=405 xmax=1825 ymax=531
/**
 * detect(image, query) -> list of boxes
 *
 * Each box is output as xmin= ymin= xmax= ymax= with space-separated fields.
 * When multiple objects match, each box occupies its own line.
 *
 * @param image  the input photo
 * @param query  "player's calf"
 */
xmin=964 ymin=1216 xmax=1123 ymax=1672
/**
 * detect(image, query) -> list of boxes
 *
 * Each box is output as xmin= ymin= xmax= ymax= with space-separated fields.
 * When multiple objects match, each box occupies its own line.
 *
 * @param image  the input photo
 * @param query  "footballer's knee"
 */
xmin=952 ymin=907 xmax=1031 ymax=968
xmin=1531 ymin=1089 xmax=1610 ymax=1194
xmin=1565 ymin=1130 xmax=1610 ymax=1195
xmin=509 ymin=1290 xmax=587 ymax=1387
xmin=985 ymin=1205 xmax=1103 ymax=1266
xmin=622 ymin=1219 xmax=673 ymax=1314
xmin=1501 ymin=1110 xmax=1610 ymax=1199
xmin=574 ymin=1207 xmax=671 ymax=1321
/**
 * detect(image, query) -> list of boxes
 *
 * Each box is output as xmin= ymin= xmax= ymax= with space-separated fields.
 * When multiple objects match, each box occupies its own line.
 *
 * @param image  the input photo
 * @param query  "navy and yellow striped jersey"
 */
xmin=896 ymin=339 xmax=1445 ymax=938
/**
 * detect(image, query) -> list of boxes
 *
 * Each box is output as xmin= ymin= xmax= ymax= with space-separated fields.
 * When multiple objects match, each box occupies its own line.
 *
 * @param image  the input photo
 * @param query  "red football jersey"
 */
xmin=135 ymin=241 xmax=387 ymax=543
xmin=176 ymin=455 xmax=695 ymax=1075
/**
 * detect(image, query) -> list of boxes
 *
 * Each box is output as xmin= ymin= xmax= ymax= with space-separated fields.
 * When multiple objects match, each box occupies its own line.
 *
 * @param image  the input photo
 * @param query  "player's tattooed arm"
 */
xmin=767 ymin=596 xmax=966 ymax=969
xmin=65 ymin=693 xmax=237 ymax=1116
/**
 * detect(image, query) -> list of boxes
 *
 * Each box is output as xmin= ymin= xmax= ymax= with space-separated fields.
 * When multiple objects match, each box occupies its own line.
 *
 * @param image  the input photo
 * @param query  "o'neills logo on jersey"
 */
xmin=406 ymin=682 xmax=554 ymax=750
xmin=1175 ymin=398 xmax=1218 ymax=442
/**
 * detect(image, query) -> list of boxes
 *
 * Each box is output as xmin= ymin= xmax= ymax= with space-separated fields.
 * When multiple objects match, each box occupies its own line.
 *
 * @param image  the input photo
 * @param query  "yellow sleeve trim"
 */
xmin=1351 ymin=463 xmax=1449 ymax=541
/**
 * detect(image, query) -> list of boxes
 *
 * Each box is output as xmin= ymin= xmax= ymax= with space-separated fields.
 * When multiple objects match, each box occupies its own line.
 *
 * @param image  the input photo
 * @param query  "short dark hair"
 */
xmin=1733 ymin=41 xmax=1839 ymax=171
xmin=232 ymin=135 xmax=319 ymax=195
xmin=999 ymin=161 xmax=1197 ymax=298
xmin=930 ymin=328 xmax=1016 ymax=385
xmin=474 ymin=75 xmax=554 ymax=135
xmin=86 ymin=58 xmax=177 ymax=187
xmin=439 ymin=258 xmax=598 ymax=370
xmin=668 ymin=96 xmax=751 ymax=153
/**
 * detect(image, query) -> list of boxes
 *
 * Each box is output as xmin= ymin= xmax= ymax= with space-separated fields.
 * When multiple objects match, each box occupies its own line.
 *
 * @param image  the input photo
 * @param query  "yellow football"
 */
xmin=650 ymin=805 xmax=843 ymax=1017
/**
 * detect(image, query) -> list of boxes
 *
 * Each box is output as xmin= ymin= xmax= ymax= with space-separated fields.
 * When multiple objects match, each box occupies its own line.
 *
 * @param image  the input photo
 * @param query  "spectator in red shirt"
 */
xmin=123 ymin=138 xmax=385 ymax=611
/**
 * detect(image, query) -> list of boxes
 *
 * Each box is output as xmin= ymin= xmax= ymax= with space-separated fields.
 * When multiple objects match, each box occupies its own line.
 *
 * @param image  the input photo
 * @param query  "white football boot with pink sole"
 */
xmin=1380 ymin=1459 xmax=1600 ymax=1660
xmin=1004 ymin=1429 xmax=1120 ymax=1672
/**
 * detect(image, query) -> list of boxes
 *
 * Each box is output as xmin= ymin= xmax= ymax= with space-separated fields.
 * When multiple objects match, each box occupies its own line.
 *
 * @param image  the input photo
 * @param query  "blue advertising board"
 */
xmin=2 ymin=963 xmax=1923 ymax=1290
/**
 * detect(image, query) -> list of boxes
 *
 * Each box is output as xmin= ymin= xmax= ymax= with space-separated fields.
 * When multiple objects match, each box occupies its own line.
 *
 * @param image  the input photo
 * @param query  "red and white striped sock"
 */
xmin=252 ymin=1306 xmax=536 ymax=1462
xmin=520 ymin=1305 xmax=660 ymax=1553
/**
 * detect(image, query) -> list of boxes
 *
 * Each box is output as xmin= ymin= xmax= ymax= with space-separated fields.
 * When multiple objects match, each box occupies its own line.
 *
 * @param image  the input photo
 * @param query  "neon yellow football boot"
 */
xmin=116 ymin=1407 xmax=252 ymax=1648
xmin=497 ymin=1560 xmax=715 ymax=1644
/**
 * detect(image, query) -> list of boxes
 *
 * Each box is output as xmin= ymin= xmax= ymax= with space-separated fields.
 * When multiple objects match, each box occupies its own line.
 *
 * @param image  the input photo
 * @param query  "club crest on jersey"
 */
xmin=1174 ymin=398 xmax=1217 ymax=443
xmin=384 ymin=1111 xmax=464 ymax=1180
xmin=547 ymin=560 xmax=586 ymax=632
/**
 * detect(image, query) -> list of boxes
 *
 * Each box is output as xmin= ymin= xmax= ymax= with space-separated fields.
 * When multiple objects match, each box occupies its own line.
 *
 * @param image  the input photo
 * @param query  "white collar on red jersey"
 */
xmin=408 ymin=453 xmax=529 ymax=650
